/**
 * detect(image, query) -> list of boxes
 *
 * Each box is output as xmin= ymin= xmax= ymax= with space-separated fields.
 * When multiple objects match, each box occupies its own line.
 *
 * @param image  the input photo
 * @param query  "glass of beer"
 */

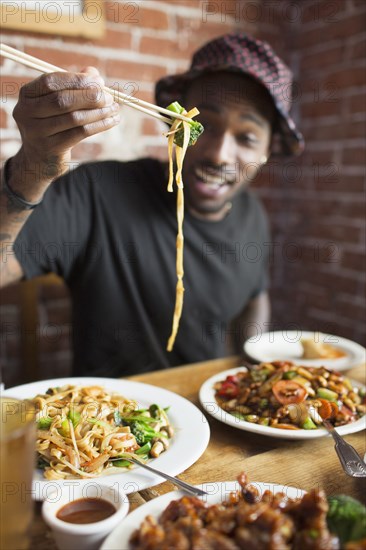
xmin=0 ymin=397 xmax=36 ymax=549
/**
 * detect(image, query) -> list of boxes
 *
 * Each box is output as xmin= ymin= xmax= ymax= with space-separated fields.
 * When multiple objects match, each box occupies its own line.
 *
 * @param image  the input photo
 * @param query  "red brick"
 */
xmin=298 ymin=78 xmax=340 ymax=104
xmin=301 ymin=68 xmax=365 ymax=95
xmin=105 ymin=3 xmax=168 ymax=30
xmin=335 ymin=299 xmax=366 ymax=323
xmin=189 ymin=0 xmax=258 ymax=26
xmin=176 ymin=16 xmax=235 ymax=40
xmin=304 ymin=121 xmax=365 ymax=141
xmin=300 ymin=0 xmax=346 ymax=24
xmin=273 ymin=196 xmax=365 ymax=221
xmin=56 ymin=35 xmax=97 ymax=46
xmin=305 ymin=222 xmax=361 ymax=243
xmin=345 ymin=122 xmax=366 ymax=139
xmin=140 ymin=35 xmax=191 ymax=60
xmin=105 ymin=1 xmax=139 ymax=25
xmin=302 ymin=150 xmax=336 ymax=166
xmin=296 ymin=287 xmax=332 ymax=310
xmin=99 ymin=28 xmax=131 ymax=49
xmin=342 ymin=147 xmax=366 ymax=165
xmin=294 ymin=14 xmax=366 ymax=50
xmin=349 ymin=94 xmax=366 ymax=114
xmin=316 ymin=175 xmax=365 ymax=193
xmin=26 ymin=47 xmax=102 ymax=72
xmin=341 ymin=250 xmax=366 ymax=270
xmin=256 ymin=4 xmax=290 ymax=27
xmin=300 ymin=46 xmax=344 ymax=71
xmin=0 ymin=108 xmax=8 ymax=128
xmin=351 ymin=0 xmax=366 ymax=7
xmin=312 ymin=163 xmax=340 ymax=186
xmin=172 ymin=0 xmax=204 ymax=7
xmin=300 ymin=99 xmax=341 ymax=118
xmin=105 ymin=58 xmax=167 ymax=82
xmin=326 ymin=67 xmax=366 ymax=89
xmin=293 ymin=269 xmax=361 ymax=295
xmin=142 ymin=118 xmax=162 ymax=136
xmin=132 ymin=90 xmax=154 ymax=104
xmin=351 ymin=38 xmax=366 ymax=59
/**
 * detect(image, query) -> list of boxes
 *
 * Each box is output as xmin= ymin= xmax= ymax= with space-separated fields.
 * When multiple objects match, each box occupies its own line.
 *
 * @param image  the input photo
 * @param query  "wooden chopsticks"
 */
xmin=0 ymin=43 xmax=192 ymax=125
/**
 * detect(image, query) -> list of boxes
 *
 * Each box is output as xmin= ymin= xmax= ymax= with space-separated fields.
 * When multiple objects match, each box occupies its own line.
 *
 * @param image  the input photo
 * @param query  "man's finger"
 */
xmin=20 ymin=71 xmax=105 ymax=99
xmin=80 ymin=66 xmax=101 ymax=77
xmin=39 ymin=104 xmax=120 ymax=137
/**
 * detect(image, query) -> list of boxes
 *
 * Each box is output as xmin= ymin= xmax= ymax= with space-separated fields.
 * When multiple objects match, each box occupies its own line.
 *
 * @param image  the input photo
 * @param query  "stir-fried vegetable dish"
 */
xmin=130 ymin=472 xmax=366 ymax=549
xmin=30 ymin=385 xmax=173 ymax=479
xmin=214 ymin=361 xmax=365 ymax=430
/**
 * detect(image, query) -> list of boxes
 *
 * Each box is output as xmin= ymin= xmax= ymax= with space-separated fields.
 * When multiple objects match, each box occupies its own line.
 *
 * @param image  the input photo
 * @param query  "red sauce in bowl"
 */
xmin=56 ymin=498 xmax=116 ymax=524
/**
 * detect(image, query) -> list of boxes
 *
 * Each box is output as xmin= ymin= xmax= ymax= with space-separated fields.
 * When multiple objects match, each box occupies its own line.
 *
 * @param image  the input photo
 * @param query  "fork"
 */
xmin=109 ymin=456 xmax=208 ymax=496
xmin=323 ymin=419 xmax=366 ymax=477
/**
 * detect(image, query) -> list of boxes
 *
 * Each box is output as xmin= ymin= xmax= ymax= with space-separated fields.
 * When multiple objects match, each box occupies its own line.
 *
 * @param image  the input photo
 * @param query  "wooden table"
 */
xmin=30 ymin=356 xmax=366 ymax=549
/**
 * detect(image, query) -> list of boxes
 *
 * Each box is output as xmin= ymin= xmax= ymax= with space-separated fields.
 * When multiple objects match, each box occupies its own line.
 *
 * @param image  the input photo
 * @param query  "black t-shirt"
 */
xmin=15 ymin=158 xmax=270 ymax=377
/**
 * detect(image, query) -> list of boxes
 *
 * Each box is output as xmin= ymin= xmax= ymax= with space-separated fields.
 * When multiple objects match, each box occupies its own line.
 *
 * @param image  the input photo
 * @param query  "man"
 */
xmin=0 ymin=34 xmax=303 ymax=377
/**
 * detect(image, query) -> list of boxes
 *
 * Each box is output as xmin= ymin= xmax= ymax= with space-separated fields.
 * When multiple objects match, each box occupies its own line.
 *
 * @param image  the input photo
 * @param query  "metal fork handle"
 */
xmin=115 ymin=457 xmax=208 ymax=496
xmin=324 ymin=421 xmax=366 ymax=477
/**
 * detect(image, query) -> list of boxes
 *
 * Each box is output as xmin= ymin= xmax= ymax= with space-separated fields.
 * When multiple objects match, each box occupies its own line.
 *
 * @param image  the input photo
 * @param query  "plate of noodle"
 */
xmin=2 ymin=377 xmax=210 ymax=500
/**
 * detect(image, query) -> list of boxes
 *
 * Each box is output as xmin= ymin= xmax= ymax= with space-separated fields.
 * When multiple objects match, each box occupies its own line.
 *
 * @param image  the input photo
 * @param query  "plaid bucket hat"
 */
xmin=155 ymin=33 xmax=304 ymax=156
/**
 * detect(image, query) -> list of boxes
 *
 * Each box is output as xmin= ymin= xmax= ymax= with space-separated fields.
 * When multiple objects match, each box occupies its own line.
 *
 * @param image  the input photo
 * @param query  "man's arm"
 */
xmin=228 ymin=291 xmax=271 ymax=355
xmin=0 ymin=67 xmax=120 ymax=288
xmin=0 ymin=162 xmax=29 ymax=286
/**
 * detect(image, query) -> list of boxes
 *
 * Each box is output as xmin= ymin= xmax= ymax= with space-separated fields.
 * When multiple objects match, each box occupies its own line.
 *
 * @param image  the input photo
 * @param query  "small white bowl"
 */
xmin=42 ymin=482 xmax=129 ymax=550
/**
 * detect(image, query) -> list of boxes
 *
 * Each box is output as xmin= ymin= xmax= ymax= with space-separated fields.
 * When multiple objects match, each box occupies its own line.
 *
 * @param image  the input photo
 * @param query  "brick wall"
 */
xmin=0 ymin=0 xmax=365 ymax=386
xmin=253 ymin=0 xmax=366 ymax=345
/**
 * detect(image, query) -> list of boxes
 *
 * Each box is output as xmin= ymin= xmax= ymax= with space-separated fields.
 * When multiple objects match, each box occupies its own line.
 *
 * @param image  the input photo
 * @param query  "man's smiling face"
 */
xmin=182 ymin=72 xmax=276 ymax=220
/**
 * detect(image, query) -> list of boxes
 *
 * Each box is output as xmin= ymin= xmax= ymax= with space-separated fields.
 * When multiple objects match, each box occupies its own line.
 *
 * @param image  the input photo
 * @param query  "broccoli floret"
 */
xmin=149 ymin=404 xmax=161 ymax=419
xmin=327 ymin=494 xmax=366 ymax=544
xmin=129 ymin=421 xmax=160 ymax=446
xmin=37 ymin=456 xmax=50 ymax=470
xmin=129 ymin=421 xmax=146 ymax=446
xmin=173 ymin=120 xmax=204 ymax=147
xmin=166 ymin=101 xmax=204 ymax=147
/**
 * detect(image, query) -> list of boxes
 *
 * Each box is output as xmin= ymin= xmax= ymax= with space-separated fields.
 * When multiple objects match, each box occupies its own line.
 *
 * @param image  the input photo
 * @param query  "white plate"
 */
xmin=101 ymin=480 xmax=305 ymax=550
xmin=199 ymin=367 xmax=366 ymax=440
xmin=2 ymin=377 xmax=210 ymax=500
xmin=244 ymin=330 xmax=366 ymax=371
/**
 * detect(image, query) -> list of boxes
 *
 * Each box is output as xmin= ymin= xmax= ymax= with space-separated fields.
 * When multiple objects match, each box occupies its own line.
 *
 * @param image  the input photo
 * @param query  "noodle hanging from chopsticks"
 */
xmin=166 ymin=110 xmax=199 ymax=351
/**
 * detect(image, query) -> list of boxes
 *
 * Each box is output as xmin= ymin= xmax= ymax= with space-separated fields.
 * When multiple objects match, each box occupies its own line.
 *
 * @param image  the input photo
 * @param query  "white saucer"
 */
xmin=244 ymin=330 xmax=365 ymax=371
